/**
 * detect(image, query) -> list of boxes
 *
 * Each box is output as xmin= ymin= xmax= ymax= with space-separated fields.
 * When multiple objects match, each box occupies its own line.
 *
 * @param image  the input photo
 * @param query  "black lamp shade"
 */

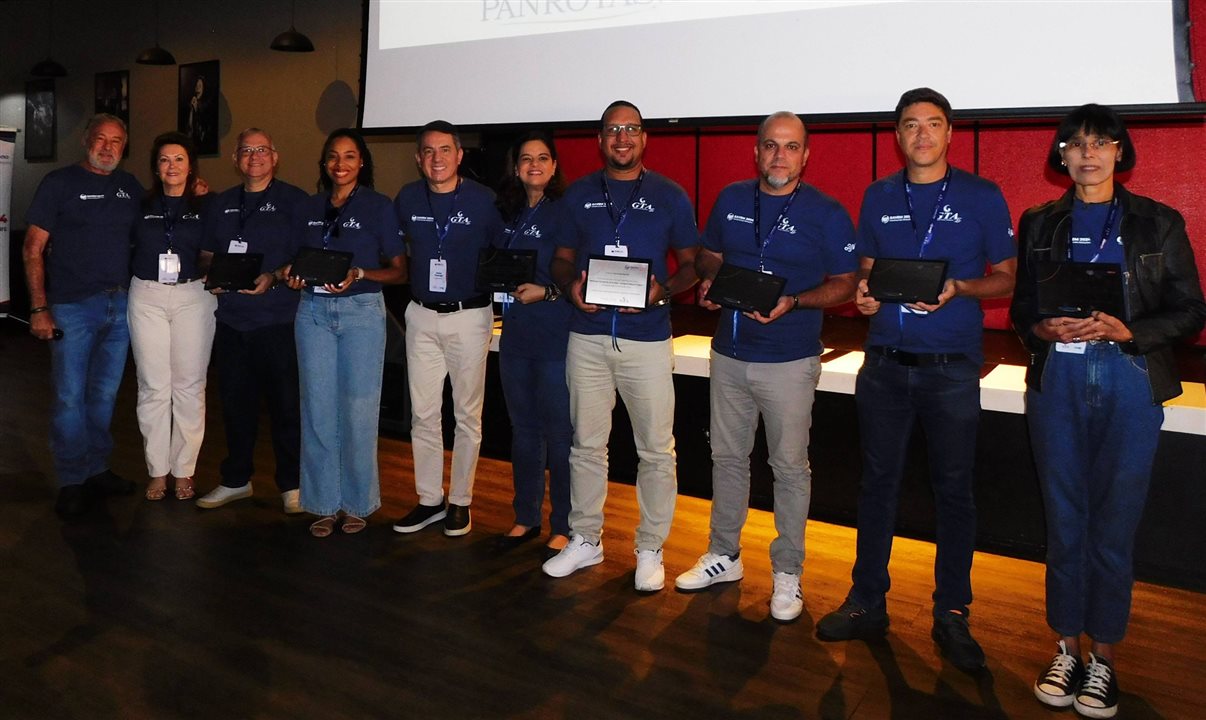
xmin=270 ymin=28 xmax=314 ymax=52
xmin=136 ymin=44 xmax=177 ymax=65
xmin=31 ymin=58 xmax=67 ymax=77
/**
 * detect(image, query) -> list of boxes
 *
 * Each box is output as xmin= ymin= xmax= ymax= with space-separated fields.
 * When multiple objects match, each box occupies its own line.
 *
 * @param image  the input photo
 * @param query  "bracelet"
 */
xmin=544 ymin=284 xmax=561 ymax=302
xmin=30 ymin=306 xmax=49 ymax=314
xmin=354 ymin=267 xmax=365 ymax=281
xmin=790 ymin=294 xmax=800 ymax=312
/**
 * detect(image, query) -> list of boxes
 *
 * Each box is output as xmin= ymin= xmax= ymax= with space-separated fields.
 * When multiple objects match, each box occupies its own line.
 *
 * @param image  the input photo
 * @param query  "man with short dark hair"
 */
xmin=23 ymin=113 xmax=143 ymax=519
xmin=392 ymin=120 xmax=503 ymax=537
xmin=816 ymin=88 xmax=1017 ymax=672
xmin=542 ymin=100 xmax=699 ymax=592
xmin=675 ymin=111 xmax=857 ymax=621
xmin=195 ymin=128 xmax=309 ymax=514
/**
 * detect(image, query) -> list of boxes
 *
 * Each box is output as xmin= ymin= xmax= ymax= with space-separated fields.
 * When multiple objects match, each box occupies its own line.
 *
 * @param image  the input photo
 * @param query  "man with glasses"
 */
xmin=195 ymin=128 xmax=310 ymax=513
xmin=674 ymin=111 xmax=857 ymax=621
xmin=23 ymin=114 xmax=144 ymax=519
xmin=815 ymin=88 xmax=1016 ymax=672
xmin=542 ymin=100 xmax=699 ymax=592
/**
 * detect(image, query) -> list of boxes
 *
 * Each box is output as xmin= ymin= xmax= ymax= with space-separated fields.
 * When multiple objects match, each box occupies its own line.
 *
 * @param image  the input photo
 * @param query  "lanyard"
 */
xmin=1068 ymin=197 xmax=1121 ymax=263
xmin=425 ymin=178 xmax=462 ymax=259
xmin=903 ymin=167 xmax=951 ymax=259
xmin=237 ymin=180 xmax=273 ymax=242
xmin=600 ymin=169 xmax=645 ymax=245
xmin=504 ymin=196 xmax=545 ymax=249
xmin=322 ymin=184 xmax=359 ymax=249
xmin=753 ymin=180 xmax=802 ymax=271
xmin=160 ymin=194 xmax=178 ymax=252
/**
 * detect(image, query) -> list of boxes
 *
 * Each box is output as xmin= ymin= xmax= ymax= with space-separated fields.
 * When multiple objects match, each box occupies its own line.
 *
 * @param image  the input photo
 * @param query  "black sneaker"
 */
xmin=1034 ymin=640 xmax=1084 ymax=708
xmin=392 ymin=502 xmax=447 ymax=533
xmin=84 ymin=469 xmax=135 ymax=496
xmin=1074 ymin=653 xmax=1119 ymax=719
xmin=443 ymin=504 xmax=471 ymax=537
xmin=816 ymin=598 xmax=889 ymax=641
xmin=932 ymin=610 xmax=986 ymax=672
xmin=54 ymin=484 xmax=93 ymax=520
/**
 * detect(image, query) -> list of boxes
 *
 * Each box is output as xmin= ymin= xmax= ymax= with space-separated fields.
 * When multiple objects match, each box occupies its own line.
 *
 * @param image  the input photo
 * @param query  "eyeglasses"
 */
xmin=237 ymin=146 xmax=274 ymax=157
xmin=1058 ymin=137 xmax=1119 ymax=152
xmin=602 ymin=124 xmax=642 ymax=137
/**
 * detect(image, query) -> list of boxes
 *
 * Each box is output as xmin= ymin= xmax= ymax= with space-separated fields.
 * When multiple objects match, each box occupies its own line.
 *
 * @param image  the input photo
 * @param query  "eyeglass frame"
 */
xmin=1058 ymin=137 xmax=1120 ymax=153
xmin=601 ymin=124 xmax=643 ymax=137
xmin=236 ymin=145 xmax=275 ymax=157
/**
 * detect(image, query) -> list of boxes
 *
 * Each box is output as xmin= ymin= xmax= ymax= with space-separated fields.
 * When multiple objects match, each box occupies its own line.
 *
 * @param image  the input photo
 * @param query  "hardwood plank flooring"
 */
xmin=0 ymin=323 xmax=1201 ymax=719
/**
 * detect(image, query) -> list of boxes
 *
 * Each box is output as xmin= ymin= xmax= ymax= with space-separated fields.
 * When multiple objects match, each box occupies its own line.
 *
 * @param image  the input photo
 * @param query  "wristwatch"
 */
xmin=354 ymin=267 xmax=365 ymax=281
xmin=544 ymin=284 xmax=561 ymax=302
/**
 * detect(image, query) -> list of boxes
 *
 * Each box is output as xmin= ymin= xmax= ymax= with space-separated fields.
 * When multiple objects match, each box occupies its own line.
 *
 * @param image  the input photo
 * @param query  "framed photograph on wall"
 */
xmin=94 ymin=70 xmax=130 ymax=157
xmin=24 ymin=79 xmax=56 ymax=161
xmin=178 ymin=60 xmax=219 ymax=154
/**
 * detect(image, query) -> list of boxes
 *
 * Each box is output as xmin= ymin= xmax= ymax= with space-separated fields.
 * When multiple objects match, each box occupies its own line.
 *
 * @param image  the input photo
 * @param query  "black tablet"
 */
xmin=475 ymin=247 xmax=537 ymax=292
xmin=204 ymin=253 xmax=264 ymax=291
xmin=705 ymin=263 xmax=787 ymax=315
xmin=1035 ymin=261 xmax=1130 ymax=320
xmin=867 ymin=258 xmax=949 ymax=305
xmin=290 ymin=247 xmax=353 ymax=287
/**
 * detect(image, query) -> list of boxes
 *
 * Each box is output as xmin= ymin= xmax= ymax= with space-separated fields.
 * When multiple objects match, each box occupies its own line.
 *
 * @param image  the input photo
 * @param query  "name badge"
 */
xmin=228 ymin=240 xmax=249 ymax=254
xmin=604 ymin=244 xmax=628 ymax=258
xmin=900 ymin=305 xmax=929 ymax=317
xmin=1055 ymin=341 xmax=1087 ymax=354
xmin=313 ymin=286 xmax=332 ymax=295
xmin=429 ymin=258 xmax=448 ymax=293
xmin=158 ymin=252 xmax=180 ymax=284
xmin=493 ymin=291 xmax=511 ymax=304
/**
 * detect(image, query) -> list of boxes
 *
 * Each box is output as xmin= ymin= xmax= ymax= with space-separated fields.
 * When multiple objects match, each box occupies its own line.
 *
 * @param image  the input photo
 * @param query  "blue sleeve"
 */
xmin=821 ymin=204 xmax=859 ymax=274
xmin=855 ymin=188 xmax=881 ymax=259
xmin=26 ymin=172 xmax=61 ymax=231
xmin=200 ymin=194 xmax=223 ymax=253
xmin=981 ymin=187 xmax=1017 ymax=264
xmin=701 ymin=193 xmax=726 ymax=252
xmin=378 ymin=196 xmax=405 ymax=259
xmin=668 ymin=189 xmax=699 ymax=251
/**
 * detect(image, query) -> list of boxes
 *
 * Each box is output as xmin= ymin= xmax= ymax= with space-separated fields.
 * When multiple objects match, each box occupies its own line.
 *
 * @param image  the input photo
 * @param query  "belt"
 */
xmin=866 ymin=346 xmax=968 ymax=367
xmin=412 ymin=295 xmax=491 ymax=314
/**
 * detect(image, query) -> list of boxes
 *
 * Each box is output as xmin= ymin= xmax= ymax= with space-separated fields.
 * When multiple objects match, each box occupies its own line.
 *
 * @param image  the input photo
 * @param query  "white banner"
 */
xmin=0 ymin=127 xmax=15 ymax=314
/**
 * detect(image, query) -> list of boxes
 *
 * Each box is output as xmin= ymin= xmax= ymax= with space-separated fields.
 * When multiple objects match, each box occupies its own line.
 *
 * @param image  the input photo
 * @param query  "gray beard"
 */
xmin=763 ymin=173 xmax=791 ymax=190
xmin=88 ymin=153 xmax=119 ymax=173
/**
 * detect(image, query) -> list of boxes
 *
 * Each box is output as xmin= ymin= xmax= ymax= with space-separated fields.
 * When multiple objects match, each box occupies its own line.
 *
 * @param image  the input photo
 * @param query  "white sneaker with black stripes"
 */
xmin=675 ymin=552 xmax=744 ymax=591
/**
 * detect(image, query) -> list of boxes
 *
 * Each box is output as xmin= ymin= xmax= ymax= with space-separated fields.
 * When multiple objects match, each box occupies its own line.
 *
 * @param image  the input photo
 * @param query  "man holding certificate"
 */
xmin=816 ymin=88 xmax=1016 ymax=672
xmin=543 ymin=100 xmax=699 ymax=592
xmin=675 ymin=112 xmax=857 ymax=622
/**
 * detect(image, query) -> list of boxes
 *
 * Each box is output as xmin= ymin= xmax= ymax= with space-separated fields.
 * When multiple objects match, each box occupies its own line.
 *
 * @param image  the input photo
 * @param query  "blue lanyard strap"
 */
xmin=237 ymin=180 xmax=272 ymax=242
xmin=425 ymin=178 xmax=462 ymax=258
xmin=903 ymin=167 xmax=951 ymax=259
xmin=505 ymin=196 xmax=545 ymax=249
xmin=160 ymin=194 xmax=177 ymax=252
xmin=322 ymin=184 xmax=359 ymax=249
xmin=1068 ymin=197 xmax=1121 ymax=263
xmin=600 ymin=169 xmax=645 ymax=245
xmin=753 ymin=180 xmax=802 ymax=271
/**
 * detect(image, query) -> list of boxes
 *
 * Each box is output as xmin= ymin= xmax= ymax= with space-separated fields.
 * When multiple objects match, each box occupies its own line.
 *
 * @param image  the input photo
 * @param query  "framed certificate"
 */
xmin=867 ymin=257 xmax=949 ymax=304
xmin=1035 ymin=261 xmax=1130 ymax=320
xmin=290 ymin=247 xmax=353 ymax=287
xmin=583 ymin=255 xmax=652 ymax=309
xmin=475 ymin=247 xmax=537 ymax=292
xmin=204 ymin=252 xmax=263 ymax=291
xmin=705 ymin=263 xmax=787 ymax=315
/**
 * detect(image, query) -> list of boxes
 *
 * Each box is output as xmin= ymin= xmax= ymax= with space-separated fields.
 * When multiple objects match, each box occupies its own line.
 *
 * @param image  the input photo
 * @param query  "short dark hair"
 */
xmin=418 ymin=120 xmax=461 ymax=150
xmin=317 ymin=128 xmax=374 ymax=193
xmin=496 ymin=130 xmax=566 ymax=221
xmin=145 ymin=131 xmax=201 ymax=209
xmin=1046 ymin=103 xmax=1136 ymax=175
xmin=894 ymin=87 xmax=952 ymax=125
xmin=600 ymin=100 xmax=642 ymax=127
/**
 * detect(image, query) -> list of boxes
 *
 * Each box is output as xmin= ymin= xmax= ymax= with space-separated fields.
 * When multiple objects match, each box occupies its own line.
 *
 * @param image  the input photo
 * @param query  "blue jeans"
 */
xmin=49 ymin=290 xmax=130 ymax=487
xmin=295 ymin=292 xmax=386 ymax=517
xmin=499 ymin=352 xmax=572 ymax=536
xmin=1027 ymin=342 xmax=1163 ymax=644
xmin=850 ymin=352 xmax=982 ymax=616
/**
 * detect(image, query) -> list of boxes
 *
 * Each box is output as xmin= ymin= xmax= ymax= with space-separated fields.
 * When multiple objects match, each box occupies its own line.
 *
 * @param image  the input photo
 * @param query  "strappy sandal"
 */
xmin=341 ymin=515 xmax=367 ymax=534
xmin=174 ymin=476 xmax=195 ymax=501
xmin=310 ymin=515 xmax=338 ymax=538
xmin=145 ymin=477 xmax=167 ymax=501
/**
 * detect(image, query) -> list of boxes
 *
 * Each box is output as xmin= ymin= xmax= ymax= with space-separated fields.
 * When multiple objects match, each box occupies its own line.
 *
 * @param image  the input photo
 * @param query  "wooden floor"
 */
xmin=0 ymin=321 xmax=1201 ymax=720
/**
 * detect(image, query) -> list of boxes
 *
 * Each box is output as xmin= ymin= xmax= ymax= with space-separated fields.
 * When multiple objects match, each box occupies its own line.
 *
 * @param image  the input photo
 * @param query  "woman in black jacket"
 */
xmin=1011 ymin=103 xmax=1206 ymax=718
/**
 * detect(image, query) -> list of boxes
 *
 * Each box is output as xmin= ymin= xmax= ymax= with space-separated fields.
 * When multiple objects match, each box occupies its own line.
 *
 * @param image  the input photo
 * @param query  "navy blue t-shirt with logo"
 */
xmin=297 ymin=186 xmax=404 ymax=297
xmin=703 ymin=179 xmax=857 ymax=363
xmin=497 ymin=199 xmax=572 ymax=361
xmin=856 ymin=167 xmax=1015 ymax=361
xmin=1069 ymin=199 xmax=1125 ymax=265
xmin=557 ymin=169 xmax=698 ymax=342
xmin=202 ymin=180 xmax=309 ymax=331
xmin=394 ymin=177 xmax=503 ymax=304
xmin=131 ymin=195 xmax=207 ymax=282
xmin=25 ymin=164 xmax=144 ymax=304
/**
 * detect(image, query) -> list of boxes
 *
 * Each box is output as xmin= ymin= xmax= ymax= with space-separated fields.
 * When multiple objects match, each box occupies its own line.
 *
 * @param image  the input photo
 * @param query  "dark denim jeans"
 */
xmin=499 ymin=352 xmax=572 ymax=536
xmin=1026 ymin=342 xmax=1162 ymax=644
xmin=49 ymin=290 xmax=130 ymax=487
xmin=850 ymin=352 xmax=982 ymax=616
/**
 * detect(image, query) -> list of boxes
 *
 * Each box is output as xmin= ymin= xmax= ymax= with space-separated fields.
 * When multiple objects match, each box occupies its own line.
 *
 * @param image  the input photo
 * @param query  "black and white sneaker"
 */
xmin=1034 ymin=640 xmax=1084 ymax=708
xmin=392 ymin=502 xmax=447 ymax=533
xmin=1074 ymin=653 xmax=1119 ymax=719
xmin=674 ymin=552 xmax=744 ymax=591
xmin=443 ymin=504 xmax=471 ymax=537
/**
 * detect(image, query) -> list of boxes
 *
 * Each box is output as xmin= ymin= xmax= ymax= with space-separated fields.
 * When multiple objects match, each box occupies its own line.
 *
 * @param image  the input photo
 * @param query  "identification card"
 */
xmin=158 ymin=252 xmax=180 ymax=284
xmin=313 ymin=286 xmax=333 ymax=295
xmin=900 ymin=305 xmax=929 ymax=316
xmin=604 ymin=244 xmax=628 ymax=258
xmin=1054 ymin=341 xmax=1087 ymax=354
xmin=493 ymin=291 xmax=511 ymax=304
xmin=227 ymin=240 xmax=249 ymax=254
xmin=429 ymin=258 xmax=448 ymax=293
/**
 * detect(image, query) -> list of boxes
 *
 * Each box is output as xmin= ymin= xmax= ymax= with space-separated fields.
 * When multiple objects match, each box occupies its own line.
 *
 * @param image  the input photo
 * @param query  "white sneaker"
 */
xmin=542 ymin=535 xmax=604 ymax=578
xmin=675 ymin=552 xmax=744 ymax=591
xmin=195 ymin=483 xmax=252 ymax=509
xmin=770 ymin=572 xmax=804 ymax=622
xmin=281 ymin=489 xmax=302 ymax=515
xmin=634 ymin=548 xmax=665 ymax=592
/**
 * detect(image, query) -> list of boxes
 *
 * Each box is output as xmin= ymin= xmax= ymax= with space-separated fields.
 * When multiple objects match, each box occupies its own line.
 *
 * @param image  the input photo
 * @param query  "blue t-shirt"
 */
xmin=394 ymin=177 xmax=502 ymax=303
xmin=856 ymin=167 xmax=1015 ymax=360
xmin=202 ymin=180 xmax=309 ymax=331
xmin=703 ymin=180 xmax=857 ymax=363
xmin=297 ymin=187 xmax=404 ymax=297
xmin=497 ymin=199 xmax=572 ymax=361
xmin=558 ymin=169 xmax=698 ymax=342
xmin=1069 ymin=199 xmax=1125 ymax=264
xmin=131 ymin=195 xmax=207 ymax=282
xmin=25 ymin=164 xmax=144 ymax=304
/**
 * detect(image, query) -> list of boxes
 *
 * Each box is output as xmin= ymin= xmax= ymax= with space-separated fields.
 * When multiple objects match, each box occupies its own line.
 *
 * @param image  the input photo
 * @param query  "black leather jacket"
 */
xmin=1011 ymin=185 xmax=1206 ymax=404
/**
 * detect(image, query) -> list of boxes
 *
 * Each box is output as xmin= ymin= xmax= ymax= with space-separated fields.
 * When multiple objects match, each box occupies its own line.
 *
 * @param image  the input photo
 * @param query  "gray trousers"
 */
xmin=707 ymin=351 xmax=820 ymax=574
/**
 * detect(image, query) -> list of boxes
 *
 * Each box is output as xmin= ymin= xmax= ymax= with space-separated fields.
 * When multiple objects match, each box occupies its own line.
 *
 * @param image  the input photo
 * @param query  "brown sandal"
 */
xmin=174 ymin=476 xmax=195 ymax=501
xmin=310 ymin=515 xmax=338 ymax=538
xmin=341 ymin=515 xmax=367 ymax=534
xmin=145 ymin=477 xmax=167 ymax=501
